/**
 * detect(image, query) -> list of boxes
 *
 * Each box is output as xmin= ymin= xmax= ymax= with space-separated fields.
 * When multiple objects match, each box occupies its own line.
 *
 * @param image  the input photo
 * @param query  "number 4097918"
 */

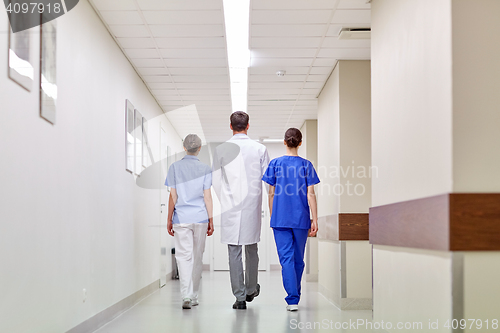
xmin=6 ymin=2 xmax=62 ymax=14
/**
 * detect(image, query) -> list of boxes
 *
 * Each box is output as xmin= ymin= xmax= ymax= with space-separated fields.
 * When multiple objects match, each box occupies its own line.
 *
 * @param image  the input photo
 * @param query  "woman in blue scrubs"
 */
xmin=262 ymin=128 xmax=319 ymax=311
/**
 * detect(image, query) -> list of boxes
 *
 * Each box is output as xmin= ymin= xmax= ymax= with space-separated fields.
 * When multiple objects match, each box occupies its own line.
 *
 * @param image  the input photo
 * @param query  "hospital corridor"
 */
xmin=1 ymin=0 xmax=500 ymax=332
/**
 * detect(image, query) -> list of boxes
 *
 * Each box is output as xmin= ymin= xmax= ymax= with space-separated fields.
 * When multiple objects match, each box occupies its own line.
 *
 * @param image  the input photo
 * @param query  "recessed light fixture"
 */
xmin=223 ymin=0 xmax=250 ymax=113
xmin=276 ymin=70 xmax=286 ymax=77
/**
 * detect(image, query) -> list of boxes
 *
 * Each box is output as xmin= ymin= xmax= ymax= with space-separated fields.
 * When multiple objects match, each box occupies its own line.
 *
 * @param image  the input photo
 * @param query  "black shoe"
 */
xmin=232 ymin=300 xmax=247 ymax=310
xmin=246 ymin=284 xmax=260 ymax=302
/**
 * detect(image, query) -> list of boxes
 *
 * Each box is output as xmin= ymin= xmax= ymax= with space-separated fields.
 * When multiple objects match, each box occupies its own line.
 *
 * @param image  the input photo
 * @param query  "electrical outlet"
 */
xmin=82 ymin=288 xmax=87 ymax=303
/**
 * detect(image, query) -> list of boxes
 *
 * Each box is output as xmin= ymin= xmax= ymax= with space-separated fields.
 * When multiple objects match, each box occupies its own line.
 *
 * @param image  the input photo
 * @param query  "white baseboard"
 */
xmin=66 ymin=279 xmax=159 ymax=333
xmin=306 ymin=273 xmax=318 ymax=282
xmin=318 ymin=283 xmax=372 ymax=310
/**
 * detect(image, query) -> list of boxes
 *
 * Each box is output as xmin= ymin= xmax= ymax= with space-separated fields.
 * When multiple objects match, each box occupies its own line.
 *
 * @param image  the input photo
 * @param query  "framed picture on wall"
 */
xmin=8 ymin=16 xmax=35 ymax=91
xmin=142 ymin=117 xmax=151 ymax=168
xmin=134 ymin=109 xmax=143 ymax=175
xmin=40 ymin=20 xmax=57 ymax=124
xmin=125 ymin=100 xmax=135 ymax=174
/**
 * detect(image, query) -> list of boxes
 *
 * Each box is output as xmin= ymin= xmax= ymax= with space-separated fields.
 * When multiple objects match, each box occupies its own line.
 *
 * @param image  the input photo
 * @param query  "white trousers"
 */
xmin=173 ymin=223 xmax=208 ymax=301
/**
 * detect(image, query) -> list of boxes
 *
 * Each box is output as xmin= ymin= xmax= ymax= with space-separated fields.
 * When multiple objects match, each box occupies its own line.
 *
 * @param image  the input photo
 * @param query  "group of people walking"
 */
xmin=165 ymin=111 xmax=319 ymax=311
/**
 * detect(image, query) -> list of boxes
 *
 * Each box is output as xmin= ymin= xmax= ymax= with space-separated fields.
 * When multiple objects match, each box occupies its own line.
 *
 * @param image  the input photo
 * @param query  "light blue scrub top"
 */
xmin=262 ymin=156 xmax=320 ymax=229
xmin=165 ymin=155 xmax=212 ymax=224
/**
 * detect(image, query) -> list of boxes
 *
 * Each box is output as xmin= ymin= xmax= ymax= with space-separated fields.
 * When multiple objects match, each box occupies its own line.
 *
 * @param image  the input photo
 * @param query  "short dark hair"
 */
xmin=230 ymin=111 xmax=249 ymax=132
xmin=284 ymin=128 xmax=302 ymax=148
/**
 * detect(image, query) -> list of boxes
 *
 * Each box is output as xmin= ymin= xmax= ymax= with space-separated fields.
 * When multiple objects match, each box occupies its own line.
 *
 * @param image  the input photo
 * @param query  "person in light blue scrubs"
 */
xmin=262 ymin=128 xmax=319 ymax=312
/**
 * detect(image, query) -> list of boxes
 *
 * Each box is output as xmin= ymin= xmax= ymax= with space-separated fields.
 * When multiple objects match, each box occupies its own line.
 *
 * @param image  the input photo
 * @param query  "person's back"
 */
xmin=264 ymin=155 xmax=317 ymax=229
xmin=168 ymin=156 xmax=211 ymax=224
xmin=165 ymin=134 xmax=214 ymax=310
xmin=212 ymin=111 xmax=269 ymax=310
xmin=262 ymin=128 xmax=319 ymax=312
xmin=215 ymin=134 xmax=268 ymax=244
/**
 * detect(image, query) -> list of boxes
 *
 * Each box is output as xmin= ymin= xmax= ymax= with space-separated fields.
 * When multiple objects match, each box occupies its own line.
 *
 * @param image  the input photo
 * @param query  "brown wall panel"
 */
xmin=339 ymin=213 xmax=369 ymax=240
xmin=370 ymin=193 xmax=500 ymax=251
xmin=450 ymin=194 xmax=500 ymax=251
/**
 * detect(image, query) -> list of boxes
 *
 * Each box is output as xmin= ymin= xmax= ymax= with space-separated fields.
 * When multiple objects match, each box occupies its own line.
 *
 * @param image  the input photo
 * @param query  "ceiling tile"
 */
xmin=251 ymin=48 xmax=317 ymax=58
xmin=326 ymin=25 xmax=343 ymax=36
xmin=151 ymin=88 xmax=178 ymax=95
xmin=168 ymin=67 xmax=228 ymax=76
xmin=313 ymin=58 xmax=337 ymax=67
xmin=337 ymin=0 xmax=371 ymax=10
xmin=176 ymin=89 xmax=229 ymax=95
xmin=155 ymin=37 xmax=226 ymax=48
xmin=251 ymin=37 xmax=322 ymax=48
xmin=322 ymin=37 xmax=371 ymax=48
xmin=137 ymin=0 xmax=222 ymax=10
xmin=142 ymin=10 xmax=223 ymax=25
xmin=117 ymin=37 xmax=155 ymax=48
xmin=249 ymin=74 xmax=308 ymax=82
xmin=132 ymin=59 xmax=164 ymax=67
xmin=170 ymin=76 xmax=228 ymax=83
xmin=99 ymin=10 xmax=143 ymax=25
xmin=252 ymin=10 xmax=332 ymax=24
xmin=249 ymin=82 xmax=306 ymax=89
xmin=251 ymin=25 xmax=326 ymax=37
xmin=138 ymin=67 xmax=169 ymax=75
xmin=251 ymin=58 xmax=313 ymax=67
xmin=125 ymin=49 xmax=160 ymax=58
xmin=249 ymin=88 xmax=304 ymax=95
xmin=331 ymin=9 xmax=371 ymax=24
xmin=317 ymin=48 xmax=371 ymax=58
xmin=150 ymin=25 xmax=224 ymax=38
xmin=249 ymin=67 xmax=311 ymax=75
xmin=252 ymin=0 xmax=337 ymax=10
xmin=150 ymin=83 xmax=177 ymax=90
xmin=164 ymin=58 xmax=227 ymax=68
xmin=143 ymin=76 xmax=174 ymax=83
xmin=92 ymin=0 xmax=136 ymax=11
xmin=160 ymin=48 xmax=227 ymax=59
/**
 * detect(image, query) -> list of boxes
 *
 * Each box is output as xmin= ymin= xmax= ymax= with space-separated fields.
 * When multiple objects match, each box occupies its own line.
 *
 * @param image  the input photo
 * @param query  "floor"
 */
xmin=94 ymin=271 xmax=376 ymax=333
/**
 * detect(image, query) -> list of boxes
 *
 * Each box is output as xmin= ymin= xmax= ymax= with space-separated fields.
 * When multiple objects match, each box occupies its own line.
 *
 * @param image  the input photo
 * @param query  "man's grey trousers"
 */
xmin=228 ymin=243 xmax=259 ymax=302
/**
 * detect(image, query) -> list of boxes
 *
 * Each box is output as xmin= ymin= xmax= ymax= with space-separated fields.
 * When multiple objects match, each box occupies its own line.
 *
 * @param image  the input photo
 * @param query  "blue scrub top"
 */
xmin=165 ymin=155 xmax=212 ymax=224
xmin=262 ymin=156 xmax=320 ymax=229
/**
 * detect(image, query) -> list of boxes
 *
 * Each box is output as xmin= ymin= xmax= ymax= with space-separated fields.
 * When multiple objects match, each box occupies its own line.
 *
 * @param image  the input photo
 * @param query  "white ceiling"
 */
xmin=90 ymin=0 xmax=371 ymax=142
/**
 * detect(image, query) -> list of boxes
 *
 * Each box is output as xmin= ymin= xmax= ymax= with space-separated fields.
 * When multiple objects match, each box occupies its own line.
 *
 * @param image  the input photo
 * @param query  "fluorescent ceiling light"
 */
xmin=223 ymin=0 xmax=250 ymax=113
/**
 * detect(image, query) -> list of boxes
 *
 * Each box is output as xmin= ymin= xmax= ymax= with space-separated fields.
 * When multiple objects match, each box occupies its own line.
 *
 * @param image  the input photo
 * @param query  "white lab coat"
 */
xmin=212 ymin=134 xmax=270 ymax=245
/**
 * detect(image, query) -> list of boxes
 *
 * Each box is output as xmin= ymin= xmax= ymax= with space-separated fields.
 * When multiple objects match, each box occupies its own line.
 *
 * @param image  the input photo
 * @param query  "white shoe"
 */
xmin=286 ymin=304 xmax=298 ymax=311
xmin=182 ymin=298 xmax=192 ymax=309
xmin=191 ymin=299 xmax=199 ymax=306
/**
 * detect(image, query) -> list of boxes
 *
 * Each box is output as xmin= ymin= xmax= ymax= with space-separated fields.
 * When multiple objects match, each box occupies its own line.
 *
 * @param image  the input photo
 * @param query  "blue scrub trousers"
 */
xmin=273 ymin=227 xmax=309 ymax=305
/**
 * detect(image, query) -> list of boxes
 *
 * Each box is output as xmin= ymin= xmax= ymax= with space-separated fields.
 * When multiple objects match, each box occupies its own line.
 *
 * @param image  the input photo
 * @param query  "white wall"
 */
xmin=339 ymin=61 xmax=371 ymax=213
xmin=463 ymin=252 xmax=500 ymax=332
xmin=451 ymin=0 xmax=500 ymax=192
xmin=317 ymin=66 xmax=340 ymax=219
xmin=373 ymin=246 xmax=452 ymax=332
xmin=0 ymin=1 xmax=182 ymax=332
xmin=371 ymin=0 xmax=453 ymax=207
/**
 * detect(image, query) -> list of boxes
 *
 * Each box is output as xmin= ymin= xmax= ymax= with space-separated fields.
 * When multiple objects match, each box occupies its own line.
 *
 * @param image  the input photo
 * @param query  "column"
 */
xmin=317 ymin=60 xmax=372 ymax=310
xmin=371 ymin=0 xmax=500 ymax=331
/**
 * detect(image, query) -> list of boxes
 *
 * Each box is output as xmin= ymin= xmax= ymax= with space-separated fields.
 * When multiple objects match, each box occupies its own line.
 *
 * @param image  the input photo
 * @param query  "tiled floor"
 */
xmin=94 ymin=271 xmax=376 ymax=333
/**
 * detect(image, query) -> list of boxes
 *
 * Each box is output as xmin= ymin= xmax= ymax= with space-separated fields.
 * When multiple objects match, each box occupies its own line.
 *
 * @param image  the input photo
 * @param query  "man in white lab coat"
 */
xmin=212 ymin=111 xmax=270 ymax=310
